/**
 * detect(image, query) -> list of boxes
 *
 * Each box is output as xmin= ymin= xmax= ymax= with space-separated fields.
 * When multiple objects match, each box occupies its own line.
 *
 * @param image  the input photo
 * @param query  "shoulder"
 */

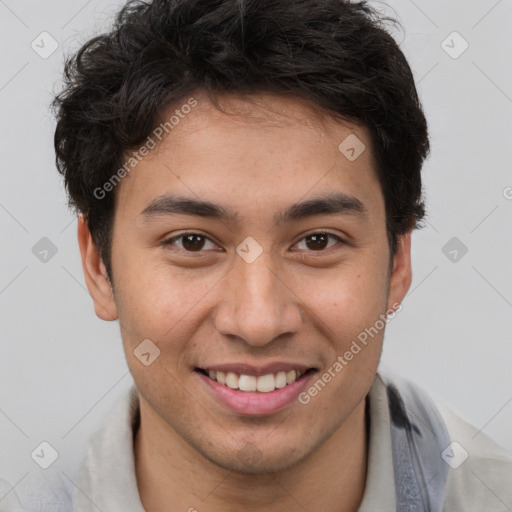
xmin=377 ymin=370 xmax=512 ymax=511
xmin=0 ymin=470 xmax=74 ymax=512
xmin=433 ymin=397 xmax=512 ymax=511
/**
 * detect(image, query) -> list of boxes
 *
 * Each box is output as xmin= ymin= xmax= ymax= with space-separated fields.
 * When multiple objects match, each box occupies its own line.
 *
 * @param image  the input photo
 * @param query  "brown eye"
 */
xmin=295 ymin=233 xmax=343 ymax=252
xmin=182 ymin=234 xmax=206 ymax=251
xmin=163 ymin=233 xmax=217 ymax=252
xmin=306 ymin=234 xmax=328 ymax=250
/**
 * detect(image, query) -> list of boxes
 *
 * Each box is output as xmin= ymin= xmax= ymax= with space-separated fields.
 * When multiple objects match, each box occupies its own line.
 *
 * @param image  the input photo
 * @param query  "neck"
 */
xmin=135 ymin=397 xmax=368 ymax=512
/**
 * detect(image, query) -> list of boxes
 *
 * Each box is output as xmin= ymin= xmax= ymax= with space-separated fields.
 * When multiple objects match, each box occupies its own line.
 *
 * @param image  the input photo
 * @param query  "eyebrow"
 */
xmin=139 ymin=192 xmax=367 ymax=226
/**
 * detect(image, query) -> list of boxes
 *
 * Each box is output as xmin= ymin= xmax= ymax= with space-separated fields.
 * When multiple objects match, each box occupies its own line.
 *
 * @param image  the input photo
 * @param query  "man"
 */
xmin=12 ymin=0 xmax=511 ymax=510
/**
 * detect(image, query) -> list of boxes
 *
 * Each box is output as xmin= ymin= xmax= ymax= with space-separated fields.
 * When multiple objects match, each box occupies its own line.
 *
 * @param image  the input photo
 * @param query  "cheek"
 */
xmin=113 ymin=261 xmax=225 ymax=380
xmin=295 ymin=258 xmax=389 ymax=341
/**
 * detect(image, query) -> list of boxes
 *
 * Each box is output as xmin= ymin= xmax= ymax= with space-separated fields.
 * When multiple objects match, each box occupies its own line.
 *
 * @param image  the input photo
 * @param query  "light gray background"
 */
xmin=1 ymin=0 xmax=511 ymax=497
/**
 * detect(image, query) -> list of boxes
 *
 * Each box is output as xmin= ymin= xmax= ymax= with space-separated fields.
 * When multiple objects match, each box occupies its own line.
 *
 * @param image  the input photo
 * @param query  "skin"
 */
xmin=78 ymin=91 xmax=412 ymax=512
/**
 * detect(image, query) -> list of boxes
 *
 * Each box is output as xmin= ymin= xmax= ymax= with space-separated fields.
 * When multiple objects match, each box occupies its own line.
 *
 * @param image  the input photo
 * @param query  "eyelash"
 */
xmin=162 ymin=231 xmax=345 ymax=254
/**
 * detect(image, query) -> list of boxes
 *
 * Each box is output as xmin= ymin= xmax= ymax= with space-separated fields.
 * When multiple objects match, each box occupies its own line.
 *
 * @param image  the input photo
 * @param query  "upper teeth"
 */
xmin=207 ymin=370 xmax=305 ymax=392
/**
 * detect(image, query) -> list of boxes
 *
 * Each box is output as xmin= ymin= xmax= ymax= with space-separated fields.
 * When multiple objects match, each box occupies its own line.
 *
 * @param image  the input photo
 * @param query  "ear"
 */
xmin=386 ymin=231 xmax=412 ymax=313
xmin=77 ymin=215 xmax=119 ymax=321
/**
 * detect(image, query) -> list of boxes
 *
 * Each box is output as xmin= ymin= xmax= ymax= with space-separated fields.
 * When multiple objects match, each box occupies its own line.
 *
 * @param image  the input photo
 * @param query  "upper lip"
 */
xmin=196 ymin=362 xmax=316 ymax=376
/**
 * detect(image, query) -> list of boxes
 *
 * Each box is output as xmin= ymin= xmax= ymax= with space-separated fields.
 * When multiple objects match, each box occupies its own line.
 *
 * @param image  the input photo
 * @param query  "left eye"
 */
xmin=164 ymin=232 xmax=343 ymax=253
xmin=294 ymin=233 xmax=343 ymax=251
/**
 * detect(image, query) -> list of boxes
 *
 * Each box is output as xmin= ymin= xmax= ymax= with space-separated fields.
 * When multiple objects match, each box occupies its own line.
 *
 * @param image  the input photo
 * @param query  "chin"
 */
xmin=203 ymin=441 xmax=311 ymax=475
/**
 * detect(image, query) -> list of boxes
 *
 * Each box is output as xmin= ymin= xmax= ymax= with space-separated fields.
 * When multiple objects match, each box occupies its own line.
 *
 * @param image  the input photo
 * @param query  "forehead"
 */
xmin=155 ymin=90 xmax=373 ymax=154
xmin=114 ymin=91 xmax=384 ymax=227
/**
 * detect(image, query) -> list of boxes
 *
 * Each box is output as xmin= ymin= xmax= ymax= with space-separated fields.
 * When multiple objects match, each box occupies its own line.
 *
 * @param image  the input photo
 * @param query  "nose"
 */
xmin=212 ymin=249 xmax=303 ymax=347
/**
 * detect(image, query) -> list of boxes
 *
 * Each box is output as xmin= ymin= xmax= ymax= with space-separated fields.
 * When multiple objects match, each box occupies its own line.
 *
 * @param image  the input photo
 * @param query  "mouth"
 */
xmin=193 ymin=361 xmax=319 ymax=415
xmin=195 ymin=367 xmax=316 ymax=393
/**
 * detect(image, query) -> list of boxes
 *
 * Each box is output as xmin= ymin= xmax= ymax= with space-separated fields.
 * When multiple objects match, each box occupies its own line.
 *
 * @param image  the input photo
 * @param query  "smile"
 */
xmin=195 ymin=367 xmax=318 ymax=415
xmin=197 ymin=368 xmax=313 ymax=393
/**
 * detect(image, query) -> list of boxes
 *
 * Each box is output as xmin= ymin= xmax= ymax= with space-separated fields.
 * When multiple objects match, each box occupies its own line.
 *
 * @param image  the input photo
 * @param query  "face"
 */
xmin=79 ymin=91 xmax=411 ymax=474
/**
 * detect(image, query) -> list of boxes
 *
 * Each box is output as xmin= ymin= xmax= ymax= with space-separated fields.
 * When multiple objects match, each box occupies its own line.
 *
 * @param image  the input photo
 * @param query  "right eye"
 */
xmin=162 ymin=233 xmax=219 ymax=253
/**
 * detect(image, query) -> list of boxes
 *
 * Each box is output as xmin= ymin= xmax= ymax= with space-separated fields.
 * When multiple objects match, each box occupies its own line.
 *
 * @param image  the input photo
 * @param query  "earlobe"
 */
xmin=387 ymin=231 xmax=413 ymax=313
xmin=77 ymin=215 xmax=119 ymax=321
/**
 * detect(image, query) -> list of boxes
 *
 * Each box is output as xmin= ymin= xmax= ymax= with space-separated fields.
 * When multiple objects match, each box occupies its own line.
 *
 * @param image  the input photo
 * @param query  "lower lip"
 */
xmin=196 ymin=370 xmax=316 ymax=416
